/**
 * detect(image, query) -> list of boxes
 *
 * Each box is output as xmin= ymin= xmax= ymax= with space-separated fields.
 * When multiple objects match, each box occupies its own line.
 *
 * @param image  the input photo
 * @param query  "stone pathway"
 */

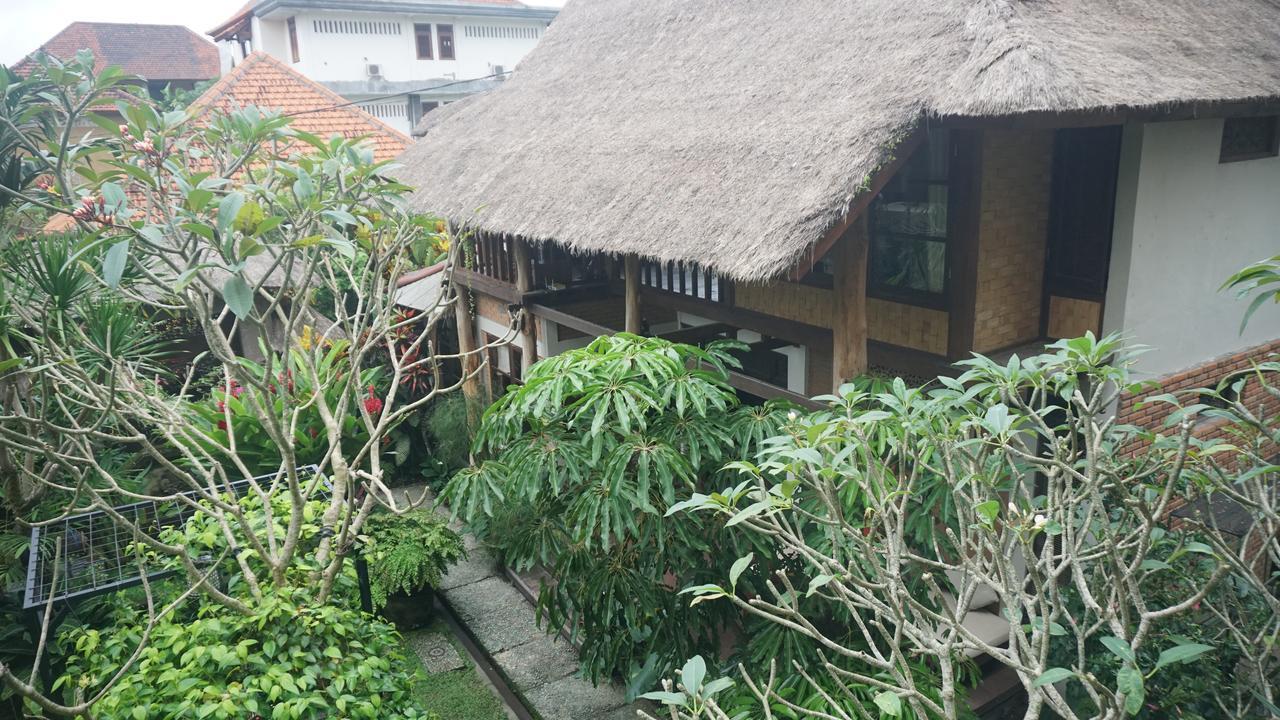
xmin=397 ymin=484 xmax=647 ymax=720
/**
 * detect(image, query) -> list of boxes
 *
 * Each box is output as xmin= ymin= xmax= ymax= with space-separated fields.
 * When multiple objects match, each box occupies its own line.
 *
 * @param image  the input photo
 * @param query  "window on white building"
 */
xmin=438 ymin=24 xmax=455 ymax=60
xmin=414 ymin=23 xmax=433 ymax=59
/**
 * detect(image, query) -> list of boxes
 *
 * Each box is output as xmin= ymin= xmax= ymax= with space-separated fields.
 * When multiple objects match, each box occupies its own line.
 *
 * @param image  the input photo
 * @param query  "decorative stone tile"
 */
xmin=404 ymin=630 xmax=465 ymax=674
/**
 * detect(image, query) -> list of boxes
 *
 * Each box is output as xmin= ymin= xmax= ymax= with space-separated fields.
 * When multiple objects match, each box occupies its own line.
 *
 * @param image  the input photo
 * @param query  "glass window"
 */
xmin=869 ymin=129 xmax=950 ymax=304
xmin=1220 ymin=116 xmax=1279 ymax=163
xmin=287 ymin=17 xmax=300 ymax=63
xmin=414 ymin=23 xmax=433 ymax=59
xmin=438 ymin=24 xmax=455 ymax=60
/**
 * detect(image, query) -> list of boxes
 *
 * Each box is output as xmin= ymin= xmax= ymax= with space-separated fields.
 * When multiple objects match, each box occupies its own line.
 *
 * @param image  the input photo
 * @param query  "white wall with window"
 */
xmin=252 ymin=12 xmax=546 ymax=84
xmin=1103 ymin=115 xmax=1280 ymax=378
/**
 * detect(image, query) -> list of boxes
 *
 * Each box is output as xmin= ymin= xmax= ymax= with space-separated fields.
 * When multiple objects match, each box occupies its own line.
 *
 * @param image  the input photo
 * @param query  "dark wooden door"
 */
xmin=1043 ymin=126 xmax=1123 ymax=303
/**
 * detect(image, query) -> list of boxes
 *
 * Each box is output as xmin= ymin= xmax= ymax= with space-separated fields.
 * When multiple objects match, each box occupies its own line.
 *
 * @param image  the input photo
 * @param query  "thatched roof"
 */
xmin=395 ymin=0 xmax=1280 ymax=282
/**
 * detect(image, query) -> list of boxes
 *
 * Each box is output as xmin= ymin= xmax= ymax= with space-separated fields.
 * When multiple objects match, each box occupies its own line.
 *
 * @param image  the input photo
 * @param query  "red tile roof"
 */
xmin=188 ymin=52 xmax=411 ymax=162
xmin=11 ymin=22 xmax=220 ymax=82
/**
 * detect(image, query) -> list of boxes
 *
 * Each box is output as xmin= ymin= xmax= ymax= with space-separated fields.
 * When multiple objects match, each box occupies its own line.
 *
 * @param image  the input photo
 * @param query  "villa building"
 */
xmin=209 ymin=0 xmax=559 ymax=135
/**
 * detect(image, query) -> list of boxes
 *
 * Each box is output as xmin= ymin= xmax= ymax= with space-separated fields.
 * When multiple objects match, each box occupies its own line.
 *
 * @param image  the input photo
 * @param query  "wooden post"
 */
xmin=831 ymin=217 xmax=869 ymax=390
xmin=513 ymin=239 xmax=537 ymax=375
xmin=624 ymin=255 xmax=641 ymax=335
xmin=451 ymin=254 xmax=485 ymax=432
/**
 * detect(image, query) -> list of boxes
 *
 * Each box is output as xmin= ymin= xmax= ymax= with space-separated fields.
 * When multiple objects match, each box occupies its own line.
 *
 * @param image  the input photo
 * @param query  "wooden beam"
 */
xmin=450 ymin=269 xmax=486 ymax=433
xmin=658 ymin=322 xmax=736 ymax=345
xmin=639 ymin=288 xmax=832 ymax=348
xmin=451 ymin=267 xmax=523 ymax=304
xmin=725 ymin=371 xmax=823 ymax=410
xmin=513 ymin=239 xmax=537 ymax=375
xmin=527 ymin=303 xmax=619 ymax=339
xmin=624 ymin=255 xmax=641 ymax=334
xmin=947 ymin=129 xmax=984 ymax=361
xmin=831 ymin=216 xmax=869 ymax=389
xmin=787 ymin=124 xmax=928 ymax=282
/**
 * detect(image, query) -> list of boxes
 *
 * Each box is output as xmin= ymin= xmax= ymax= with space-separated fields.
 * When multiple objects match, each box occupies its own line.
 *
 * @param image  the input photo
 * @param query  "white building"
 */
xmin=210 ymin=0 xmax=558 ymax=135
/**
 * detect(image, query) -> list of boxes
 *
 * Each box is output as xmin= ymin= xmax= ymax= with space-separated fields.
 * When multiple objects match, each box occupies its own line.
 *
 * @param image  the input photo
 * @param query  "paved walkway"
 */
xmin=398 ymin=484 xmax=646 ymax=720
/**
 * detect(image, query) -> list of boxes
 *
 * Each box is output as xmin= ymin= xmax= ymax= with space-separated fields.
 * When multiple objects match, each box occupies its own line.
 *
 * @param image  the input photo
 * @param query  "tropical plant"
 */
xmin=0 ymin=52 xmax=501 ymax=713
xmin=363 ymin=508 xmax=466 ymax=609
xmin=61 ymin=587 xmax=437 ymax=720
xmin=654 ymin=332 xmax=1280 ymax=720
xmin=442 ymin=334 xmax=794 ymax=683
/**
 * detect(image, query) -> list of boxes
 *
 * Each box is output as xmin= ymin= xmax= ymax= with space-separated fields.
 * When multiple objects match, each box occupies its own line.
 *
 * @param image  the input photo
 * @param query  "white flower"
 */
xmin=787 ymin=410 xmax=798 ymax=421
xmin=1033 ymin=514 xmax=1048 ymax=529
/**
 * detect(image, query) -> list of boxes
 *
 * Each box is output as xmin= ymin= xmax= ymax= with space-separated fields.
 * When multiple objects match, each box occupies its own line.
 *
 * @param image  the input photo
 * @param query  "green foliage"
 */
xmin=1222 ymin=254 xmax=1280 ymax=331
xmin=62 ymin=587 xmax=437 ymax=720
xmin=442 ymin=334 xmax=793 ymax=682
xmin=364 ymin=509 xmax=466 ymax=608
xmin=186 ymin=344 xmax=379 ymax=476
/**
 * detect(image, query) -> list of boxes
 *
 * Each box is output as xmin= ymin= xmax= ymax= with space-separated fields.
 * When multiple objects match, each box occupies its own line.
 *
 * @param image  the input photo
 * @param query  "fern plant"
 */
xmin=364 ymin=509 xmax=466 ymax=608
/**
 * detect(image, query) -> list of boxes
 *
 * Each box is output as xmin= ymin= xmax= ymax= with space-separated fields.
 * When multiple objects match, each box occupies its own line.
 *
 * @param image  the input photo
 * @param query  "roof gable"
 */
xmin=188 ymin=52 xmax=411 ymax=162
xmin=11 ymin=22 xmax=220 ymax=82
xmin=395 ymin=0 xmax=1280 ymax=282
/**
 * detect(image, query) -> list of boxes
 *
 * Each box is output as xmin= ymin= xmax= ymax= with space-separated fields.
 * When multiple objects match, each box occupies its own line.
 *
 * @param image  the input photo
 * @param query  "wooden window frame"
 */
xmin=866 ymin=131 xmax=955 ymax=311
xmin=1219 ymin=115 xmax=1280 ymax=164
xmin=287 ymin=17 xmax=300 ymax=63
xmin=437 ymin=24 xmax=455 ymax=60
xmin=414 ymin=23 xmax=433 ymax=60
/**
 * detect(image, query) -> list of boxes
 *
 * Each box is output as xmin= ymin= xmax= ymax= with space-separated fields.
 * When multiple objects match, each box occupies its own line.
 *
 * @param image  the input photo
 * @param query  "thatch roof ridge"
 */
xmin=396 ymin=0 xmax=1280 ymax=282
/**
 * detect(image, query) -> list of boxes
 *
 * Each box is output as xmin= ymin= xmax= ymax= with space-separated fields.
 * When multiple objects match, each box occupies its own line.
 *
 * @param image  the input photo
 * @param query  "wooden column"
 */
xmin=831 ymin=217 xmax=869 ymax=390
xmin=451 ymin=251 xmax=485 ymax=432
xmin=513 ymin=239 xmax=538 ymax=376
xmin=624 ymin=255 xmax=641 ymax=335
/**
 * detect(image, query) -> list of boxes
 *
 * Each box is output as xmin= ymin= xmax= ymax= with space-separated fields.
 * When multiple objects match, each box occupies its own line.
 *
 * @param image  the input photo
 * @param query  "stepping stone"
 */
xmin=491 ymin=633 xmax=579 ymax=691
xmin=443 ymin=576 xmax=545 ymax=653
xmin=404 ymin=630 xmax=465 ymax=674
xmin=521 ymin=674 xmax=628 ymax=720
xmin=440 ymin=546 xmax=500 ymax=590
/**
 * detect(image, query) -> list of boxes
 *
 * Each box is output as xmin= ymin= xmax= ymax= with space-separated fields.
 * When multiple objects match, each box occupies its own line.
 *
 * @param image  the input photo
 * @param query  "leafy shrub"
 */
xmin=442 ymin=334 xmax=792 ymax=682
xmin=62 ymin=587 xmax=437 ymax=720
xmin=385 ymin=394 xmax=471 ymax=487
xmin=364 ymin=509 xmax=466 ymax=608
xmin=187 ymin=343 xmax=379 ymax=476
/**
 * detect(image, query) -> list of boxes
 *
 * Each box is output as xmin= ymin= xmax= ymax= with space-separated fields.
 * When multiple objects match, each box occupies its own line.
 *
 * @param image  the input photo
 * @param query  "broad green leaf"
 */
xmin=1033 ymin=667 xmax=1075 ymax=687
xmin=222 ymin=275 xmax=254 ymax=318
xmin=1101 ymin=636 xmax=1135 ymax=663
xmin=874 ymin=690 xmax=902 ymax=717
xmin=217 ymin=191 xmax=245 ymax=236
xmin=728 ymin=553 xmax=753 ymax=591
xmin=806 ymin=574 xmax=834 ymax=597
xmin=680 ymin=655 xmax=706 ymax=695
xmin=974 ymin=500 xmax=1000 ymax=527
xmin=103 ymin=239 xmax=129 ymax=288
xmin=1154 ymin=643 xmax=1212 ymax=671
xmin=1117 ymin=664 xmax=1145 ymax=715
xmin=638 ymin=691 xmax=687 ymax=706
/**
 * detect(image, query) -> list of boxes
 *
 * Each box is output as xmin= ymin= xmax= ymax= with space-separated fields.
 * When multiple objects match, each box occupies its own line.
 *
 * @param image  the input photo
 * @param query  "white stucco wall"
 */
xmin=287 ymin=12 xmax=543 ymax=83
xmin=1103 ymin=117 xmax=1280 ymax=379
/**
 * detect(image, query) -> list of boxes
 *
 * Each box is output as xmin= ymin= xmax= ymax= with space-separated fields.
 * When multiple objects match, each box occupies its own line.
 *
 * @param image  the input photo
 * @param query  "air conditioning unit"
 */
xmin=365 ymin=63 xmax=383 ymax=79
xmin=492 ymin=64 xmax=506 ymax=80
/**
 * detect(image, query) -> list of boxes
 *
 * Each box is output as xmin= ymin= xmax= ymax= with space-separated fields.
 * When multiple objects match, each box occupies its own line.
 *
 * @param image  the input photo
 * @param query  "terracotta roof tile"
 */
xmin=188 ymin=52 xmax=411 ymax=162
xmin=12 ymin=22 xmax=220 ymax=82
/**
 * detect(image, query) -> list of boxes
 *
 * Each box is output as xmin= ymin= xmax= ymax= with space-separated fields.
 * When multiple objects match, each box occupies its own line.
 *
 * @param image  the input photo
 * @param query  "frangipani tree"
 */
xmin=648 ymin=333 xmax=1280 ymax=720
xmin=0 ymin=53 xmax=508 ymax=712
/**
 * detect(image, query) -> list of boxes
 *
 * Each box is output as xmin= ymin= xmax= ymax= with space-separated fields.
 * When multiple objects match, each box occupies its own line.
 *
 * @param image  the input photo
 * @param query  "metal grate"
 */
xmin=23 ymin=467 xmax=320 ymax=609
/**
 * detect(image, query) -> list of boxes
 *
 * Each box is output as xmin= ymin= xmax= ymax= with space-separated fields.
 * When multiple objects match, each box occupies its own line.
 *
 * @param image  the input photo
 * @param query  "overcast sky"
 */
xmin=2 ymin=0 xmax=569 ymax=66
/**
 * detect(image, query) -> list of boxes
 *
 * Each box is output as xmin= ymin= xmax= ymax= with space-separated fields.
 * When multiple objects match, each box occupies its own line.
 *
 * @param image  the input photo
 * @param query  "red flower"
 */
xmin=363 ymin=385 xmax=383 ymax=415
xmin=217 ymin=420 xmax=228 ymax=431
xmin=216 ymin=400 xmax=226 ymax=413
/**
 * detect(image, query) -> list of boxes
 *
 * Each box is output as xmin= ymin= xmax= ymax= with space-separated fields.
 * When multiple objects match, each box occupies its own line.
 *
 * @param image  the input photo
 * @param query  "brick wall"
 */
xmin=734 ymin=281 xmax=949 ymax=355
xmin=1117 ymin=338 xmax=1280 ymax=444
xmin=1046 ymin=296 xmax=1102 ymax=339
xmin=973 ymin=129 xmax=1054 ymax=353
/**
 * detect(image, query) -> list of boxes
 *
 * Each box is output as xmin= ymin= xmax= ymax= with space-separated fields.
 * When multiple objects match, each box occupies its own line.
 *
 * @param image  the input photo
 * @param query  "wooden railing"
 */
xmin=469 ymin=234 xmax=610 ymax=290
xmin=639 ymin=260 xmax=733 ymax=306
